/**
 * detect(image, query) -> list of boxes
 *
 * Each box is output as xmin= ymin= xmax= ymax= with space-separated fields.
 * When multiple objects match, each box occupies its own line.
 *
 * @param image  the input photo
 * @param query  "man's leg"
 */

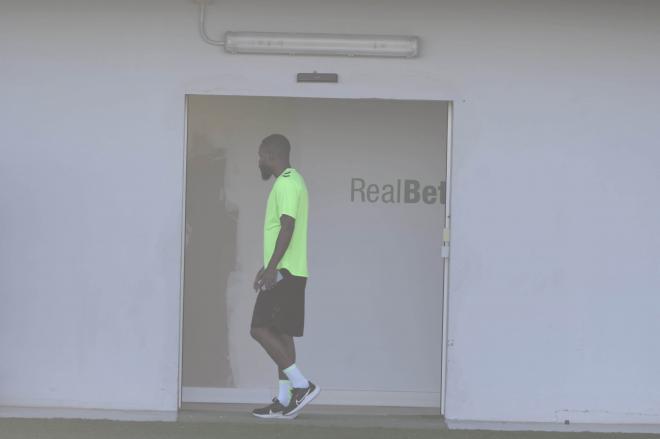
xmin=251 ymin=327 xmax=309 ymax=387
xmin=272 ymin=332 xmax=308 ymax=387
xmin=250 ymin=327 xmax=296 ymax=417
xmin=276 ymin=331 xmax=296 ymax=371
xmin=250 ymin=278 xmax=318 ymax=417
xmin=250 ymin=283 xmax=309 ymax=417
xmin=277 ymin=333 xmax=295 ymax=405
xmin=250 ymin=326 xmax=294 ymax=370
xmin=259 ymin=320 xmax=319 ymax=417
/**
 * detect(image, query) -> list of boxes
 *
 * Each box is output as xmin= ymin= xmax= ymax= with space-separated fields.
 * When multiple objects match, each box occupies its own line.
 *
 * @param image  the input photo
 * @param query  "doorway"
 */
xmin=179 ymin=96 xmax=452 ymax=412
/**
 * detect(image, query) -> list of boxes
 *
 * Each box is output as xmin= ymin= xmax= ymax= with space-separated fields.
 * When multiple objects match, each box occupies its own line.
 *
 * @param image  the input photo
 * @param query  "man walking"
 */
xmin=250 ymin=134 xmax=320 ymax=419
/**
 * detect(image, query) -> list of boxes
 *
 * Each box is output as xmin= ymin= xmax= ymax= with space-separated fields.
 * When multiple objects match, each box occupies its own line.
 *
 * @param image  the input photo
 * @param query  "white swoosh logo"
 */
xmin=296 ymin=390 xmax=310 ymax=405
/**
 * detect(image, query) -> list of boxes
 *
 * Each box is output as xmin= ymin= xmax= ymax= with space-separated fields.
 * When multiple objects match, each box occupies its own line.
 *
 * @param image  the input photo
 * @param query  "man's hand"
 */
xmin=253 ymin=267 xmax=265 ymax=293
xmin=260 ymin=267 xmax=278 ymax=291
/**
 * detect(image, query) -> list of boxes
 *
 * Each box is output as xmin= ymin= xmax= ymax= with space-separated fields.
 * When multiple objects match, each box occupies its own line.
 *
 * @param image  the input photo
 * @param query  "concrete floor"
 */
xmin=1 ymin=405 xmax=659 ymax=439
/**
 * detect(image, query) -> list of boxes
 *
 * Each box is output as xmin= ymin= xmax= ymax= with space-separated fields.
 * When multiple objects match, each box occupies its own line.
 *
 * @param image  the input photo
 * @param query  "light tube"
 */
xmin=224 ymin=32 xmax=419 ymax=58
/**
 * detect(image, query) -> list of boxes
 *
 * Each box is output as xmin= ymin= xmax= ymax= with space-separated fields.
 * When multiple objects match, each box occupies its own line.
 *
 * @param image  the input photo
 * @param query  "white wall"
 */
xmin=1 ymin=0 xmax=659 ymax=422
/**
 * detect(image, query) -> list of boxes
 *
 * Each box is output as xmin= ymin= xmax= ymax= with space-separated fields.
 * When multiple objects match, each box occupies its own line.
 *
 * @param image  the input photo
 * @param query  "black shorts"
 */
xmin=251 ymin=269 xmax=306 ymax=337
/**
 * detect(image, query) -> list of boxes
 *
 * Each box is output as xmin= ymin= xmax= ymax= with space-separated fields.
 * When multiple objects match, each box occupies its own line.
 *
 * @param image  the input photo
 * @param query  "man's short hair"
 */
xmin=261 ymin=134 xmax=291 ymax=160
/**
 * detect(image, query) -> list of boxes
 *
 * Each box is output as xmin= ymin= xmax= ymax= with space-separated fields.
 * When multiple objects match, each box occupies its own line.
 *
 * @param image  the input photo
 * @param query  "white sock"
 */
xmin=283 ymin=364 xmax=309 ymax=389
xmin=278 ymin=380 xmax=292 ymax=406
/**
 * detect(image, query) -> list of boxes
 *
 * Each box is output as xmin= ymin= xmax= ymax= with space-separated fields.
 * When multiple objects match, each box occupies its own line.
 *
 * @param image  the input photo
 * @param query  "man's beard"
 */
xmin=260 ymin=165 xmax=272 ymax=180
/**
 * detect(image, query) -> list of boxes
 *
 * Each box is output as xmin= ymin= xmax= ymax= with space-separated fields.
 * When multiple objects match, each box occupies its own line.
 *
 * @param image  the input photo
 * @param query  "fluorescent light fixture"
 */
xmin=195 ymin=2 xmax=420 ymax=58
xmin=223 ymin=32 xmax=419 ymax=58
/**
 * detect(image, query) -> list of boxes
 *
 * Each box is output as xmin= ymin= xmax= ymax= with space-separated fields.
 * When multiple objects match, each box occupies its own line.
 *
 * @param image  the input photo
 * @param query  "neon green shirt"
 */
xmin=263 ymin=168 xmax=309 ymax=278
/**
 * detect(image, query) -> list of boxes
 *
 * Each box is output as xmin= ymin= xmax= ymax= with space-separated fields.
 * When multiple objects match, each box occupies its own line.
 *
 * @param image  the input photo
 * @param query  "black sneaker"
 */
xmin=283 ymin=382 xmax=321 ymax=418
xmin=252 ymin=398 xmax=290 ymax=419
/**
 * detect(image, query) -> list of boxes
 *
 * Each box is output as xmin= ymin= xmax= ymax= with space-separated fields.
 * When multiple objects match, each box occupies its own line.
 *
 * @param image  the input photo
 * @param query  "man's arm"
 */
xmin=267 ymin=214 xmax=295 ymax=271
xmin=257 ymin=215 xmax=295 ymax=291
xmin=253 ymin=267 xmax=265 ymax=292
